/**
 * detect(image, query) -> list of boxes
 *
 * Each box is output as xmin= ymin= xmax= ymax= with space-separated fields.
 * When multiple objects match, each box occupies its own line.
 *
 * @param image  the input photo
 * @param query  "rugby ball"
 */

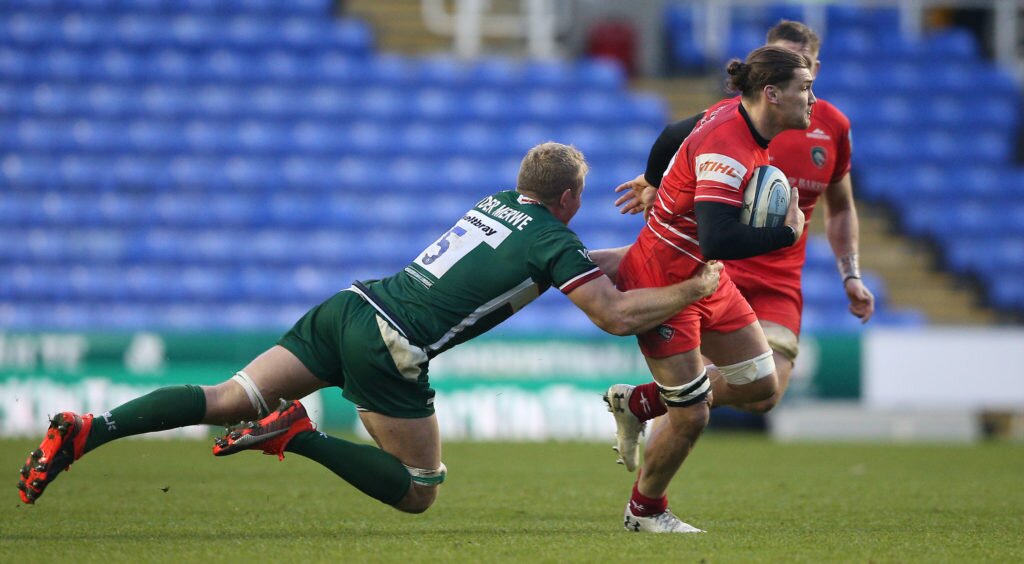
xmin=740 ymin=165 xmax=790 ymax=228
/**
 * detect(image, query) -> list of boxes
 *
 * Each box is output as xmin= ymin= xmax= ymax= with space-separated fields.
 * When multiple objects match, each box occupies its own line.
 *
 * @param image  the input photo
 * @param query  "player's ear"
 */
xmin=558 ymin=187 xmax=575 ymax=208
xmin=764 ymin=84 xmax=780 ymax=105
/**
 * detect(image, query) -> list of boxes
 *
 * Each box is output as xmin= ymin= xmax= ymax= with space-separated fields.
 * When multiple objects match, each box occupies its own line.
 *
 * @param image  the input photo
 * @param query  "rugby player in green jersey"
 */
xmin=18 ymin=142 xmax=722 ymax=515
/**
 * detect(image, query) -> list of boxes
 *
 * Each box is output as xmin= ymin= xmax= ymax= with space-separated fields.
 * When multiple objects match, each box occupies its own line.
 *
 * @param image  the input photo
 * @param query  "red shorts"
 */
xmin=726 ymin=262 xmax=803 ymax=335
xmin=618 ymin=245 xmax=757 ymax=359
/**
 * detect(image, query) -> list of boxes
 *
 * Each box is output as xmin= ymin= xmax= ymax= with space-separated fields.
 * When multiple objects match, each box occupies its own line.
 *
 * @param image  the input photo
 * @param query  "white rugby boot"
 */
xmin=603 ymin=384 xmax=646 ymax=472
xmin=623 ymin=503 xmax=704 ymax=533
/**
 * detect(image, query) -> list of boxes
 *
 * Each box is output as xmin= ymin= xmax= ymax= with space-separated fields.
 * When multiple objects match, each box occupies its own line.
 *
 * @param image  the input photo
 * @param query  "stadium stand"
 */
xmin=1 ymin=1 xmax=926 ymax=332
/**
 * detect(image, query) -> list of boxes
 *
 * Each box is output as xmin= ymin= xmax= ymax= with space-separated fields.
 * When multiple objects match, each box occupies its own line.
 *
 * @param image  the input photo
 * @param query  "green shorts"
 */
xmin=278 ymin=289 xmax=435 ymax=418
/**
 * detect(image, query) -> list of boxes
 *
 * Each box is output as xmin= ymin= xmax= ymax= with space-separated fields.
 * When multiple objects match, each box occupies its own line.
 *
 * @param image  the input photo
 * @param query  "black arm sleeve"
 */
xmin=695 ymin=202 xmax=796 ymax=260
xmin=643 ymin=111 xmax=705 ymax=188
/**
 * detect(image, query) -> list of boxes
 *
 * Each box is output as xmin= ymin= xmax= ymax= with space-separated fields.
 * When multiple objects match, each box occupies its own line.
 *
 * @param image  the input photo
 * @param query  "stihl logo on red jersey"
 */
xmin=695 ymin=153 xmax=747 ymax=190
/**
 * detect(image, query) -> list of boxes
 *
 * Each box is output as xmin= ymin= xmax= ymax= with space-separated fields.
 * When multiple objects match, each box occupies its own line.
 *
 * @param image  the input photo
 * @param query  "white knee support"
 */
xmin=658 ymin=369 xmax=711 ymax=408
xmin=231 ymin=370 xmax=270 ymax=417
xmin=717 ymin=351 xmax=775 ymax=385
xmin=405 ymin=462 xmax=447 ymax=487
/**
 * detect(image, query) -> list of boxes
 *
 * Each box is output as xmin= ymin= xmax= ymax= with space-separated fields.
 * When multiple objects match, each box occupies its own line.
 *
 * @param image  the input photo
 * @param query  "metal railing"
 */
xmin=421 ymin=0 xmax=569 ymax=59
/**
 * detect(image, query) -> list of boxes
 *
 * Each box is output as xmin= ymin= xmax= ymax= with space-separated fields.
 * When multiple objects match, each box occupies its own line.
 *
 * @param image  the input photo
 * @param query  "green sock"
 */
xmin=83 ymin=385 xmax=207 ymax=454
xmin=285 ymin=431 xmax=412 ymax=506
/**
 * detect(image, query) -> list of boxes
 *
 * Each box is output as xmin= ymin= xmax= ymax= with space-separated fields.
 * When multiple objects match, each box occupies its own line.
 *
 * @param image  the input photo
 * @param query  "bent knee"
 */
xmin=740 ymin=393 xmax=781 ymax=414
xmin=394 ymin=484 xmax=438 ymax=514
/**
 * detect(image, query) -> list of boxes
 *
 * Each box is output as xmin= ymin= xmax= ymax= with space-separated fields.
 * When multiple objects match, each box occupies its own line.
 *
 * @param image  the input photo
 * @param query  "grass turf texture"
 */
xmin=2 ymin=434 xmax=1022 ymax=562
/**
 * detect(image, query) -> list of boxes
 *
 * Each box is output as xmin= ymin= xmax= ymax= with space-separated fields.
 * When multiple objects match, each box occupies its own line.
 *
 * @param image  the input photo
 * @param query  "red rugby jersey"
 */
xmin=637 ymin=97 xmax=770 ymax=280
xmin=724 ymin=99 xmax=852 ymax=284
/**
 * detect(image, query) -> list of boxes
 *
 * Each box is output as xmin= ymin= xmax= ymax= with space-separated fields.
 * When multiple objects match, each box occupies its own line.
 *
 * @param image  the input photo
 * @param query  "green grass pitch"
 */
xmin=3 ymin=433 xmax=1022 ymax=562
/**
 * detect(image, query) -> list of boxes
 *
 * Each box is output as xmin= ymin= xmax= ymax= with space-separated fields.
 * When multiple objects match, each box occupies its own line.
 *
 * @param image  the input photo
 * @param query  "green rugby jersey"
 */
xmin=355 ymin=190 xmax=603 ymax=357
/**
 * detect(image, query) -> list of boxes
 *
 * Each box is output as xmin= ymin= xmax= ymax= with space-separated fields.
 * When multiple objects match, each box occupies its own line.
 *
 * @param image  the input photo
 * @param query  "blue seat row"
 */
xmin=2 ymin=152 xmax=651 ymax=195
xmin=858 ymin=165 xmax=1024 ymax=204
xmin=0 ymin=84 xmax=665 ymax=124
xmin=2 ymin=0 xmax=332 ymax=16
xmin=0 ymin=48 xmax=627 ymax=90
xmin=821 ymin=93 xmax=1018 ymax=132
xmin=902 ymin=202 xmax=1024 ymax=241
xmin=0 ymin=191 xmax=482 ymax=230
xmin=854 ymin=128 xmax=1014 ymax=166
xmin=821 ymin=28 xmax=979 ymax=62
xmin=0 ymin=13 xmax=370 ymax=52
xmin=813 ymin=60 xmax=1018 ymax=97
xmin=0 ymin=119 xmax=660 ymax=160
xmin=944 ymin=238 xmax=1024 ymax=278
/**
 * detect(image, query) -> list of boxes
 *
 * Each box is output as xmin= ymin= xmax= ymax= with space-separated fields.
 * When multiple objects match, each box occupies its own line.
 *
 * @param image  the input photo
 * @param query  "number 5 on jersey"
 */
xmin=414 ymin=210 xmax=512 ymax=279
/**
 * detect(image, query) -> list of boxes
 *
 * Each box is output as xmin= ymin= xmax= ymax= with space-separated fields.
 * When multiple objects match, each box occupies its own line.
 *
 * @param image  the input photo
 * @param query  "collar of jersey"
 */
xmin=737 ymin=102 xmax=771 ymax=149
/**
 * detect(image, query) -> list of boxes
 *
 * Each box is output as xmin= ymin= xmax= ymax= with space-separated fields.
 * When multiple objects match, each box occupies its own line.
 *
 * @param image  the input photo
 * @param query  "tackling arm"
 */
xmin=565 ymin=262 xmax=723 ymax=336
xmin=824 ymin=173 xmax=875 ymax=322
xmin=588 ymin=245 xmax=632 ymax=283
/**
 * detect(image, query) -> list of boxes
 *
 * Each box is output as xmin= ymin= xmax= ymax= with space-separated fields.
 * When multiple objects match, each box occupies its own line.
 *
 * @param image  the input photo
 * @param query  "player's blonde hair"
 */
xmin=516 ymin=142 xmax=589 ymax=206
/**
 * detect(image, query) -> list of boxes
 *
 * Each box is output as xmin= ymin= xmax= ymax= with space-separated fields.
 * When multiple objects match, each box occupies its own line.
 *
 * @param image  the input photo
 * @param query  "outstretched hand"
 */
xmin=614 ymin=175 xmax=657 ymax=216
xmin=845 ymin=277 xmax=875 ymax=323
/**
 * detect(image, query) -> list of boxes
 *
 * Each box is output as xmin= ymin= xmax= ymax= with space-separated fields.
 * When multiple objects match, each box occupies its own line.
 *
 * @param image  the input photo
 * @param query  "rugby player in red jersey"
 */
xmin=607 ymin=22 xmax=875 ymax=533
xmin=609 ymin=46 xmax=813 ymax=533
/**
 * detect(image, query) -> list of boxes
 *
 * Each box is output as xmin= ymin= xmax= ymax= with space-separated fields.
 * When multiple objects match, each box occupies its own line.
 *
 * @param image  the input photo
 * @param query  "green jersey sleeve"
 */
xmin=529 ymin=225 xmax=604 ymax=294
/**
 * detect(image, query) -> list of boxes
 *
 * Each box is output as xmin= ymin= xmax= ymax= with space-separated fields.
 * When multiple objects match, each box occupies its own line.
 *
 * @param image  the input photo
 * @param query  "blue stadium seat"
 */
xmin=624 ymin=93 xmax=669 ymax=127
xmin=722 ymin=25 xmax=764 ymax=62
xmin=411 ymin=88 xmax=465 ymax=122
xmin=989 ymin=277 xmax=1024 ymax=311
xmin=470 ymin=57 xmax=523 ymax=90
xmin=314 ymin=53 xmax=367 ymax=85
xmin=451 ymin=123 xmax=509 ymax=158
xmin=923 ymin=29 xmax=978 ymax=61
xmin=826 ymin=5 xmax=899 ymax=31
xmin=416 ymin=55 xmax=472 ymax=89
xmin=114 ymin=14 xmax=169 ymax=48
xmin=576 ymin=58 xmax=624 ymax=90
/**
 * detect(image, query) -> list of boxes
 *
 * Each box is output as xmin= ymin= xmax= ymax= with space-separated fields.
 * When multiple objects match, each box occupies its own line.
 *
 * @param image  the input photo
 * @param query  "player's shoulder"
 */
xmin=690 ymin=98 xmax=741 ymax=138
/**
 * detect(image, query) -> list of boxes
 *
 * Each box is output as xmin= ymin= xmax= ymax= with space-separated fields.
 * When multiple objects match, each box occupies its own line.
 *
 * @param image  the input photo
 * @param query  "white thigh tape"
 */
xmin=717 ymin=351 xmax=775 ymax=385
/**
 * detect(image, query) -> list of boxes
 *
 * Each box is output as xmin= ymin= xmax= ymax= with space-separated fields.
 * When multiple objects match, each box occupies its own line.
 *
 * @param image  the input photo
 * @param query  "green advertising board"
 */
xmin=0 ymin=332 xmax=861 ymax=440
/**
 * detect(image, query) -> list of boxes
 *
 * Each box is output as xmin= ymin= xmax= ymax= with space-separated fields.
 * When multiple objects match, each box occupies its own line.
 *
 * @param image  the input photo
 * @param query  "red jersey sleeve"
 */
xmin=691 ymin=135 xmax=754 ymax=209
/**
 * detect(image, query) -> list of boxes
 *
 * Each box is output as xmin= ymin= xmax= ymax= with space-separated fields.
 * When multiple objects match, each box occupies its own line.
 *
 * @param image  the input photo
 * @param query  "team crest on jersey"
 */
xmin=811 ymin=146 xmax=827 ymax=168
xmin=656 ymin=325 xmax=674 ymax=341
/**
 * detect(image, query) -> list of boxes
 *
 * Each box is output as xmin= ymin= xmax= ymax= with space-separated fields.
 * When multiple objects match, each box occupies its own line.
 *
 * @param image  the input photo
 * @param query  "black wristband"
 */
xmin=843 ymin=275 xmax=861 ymax=284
